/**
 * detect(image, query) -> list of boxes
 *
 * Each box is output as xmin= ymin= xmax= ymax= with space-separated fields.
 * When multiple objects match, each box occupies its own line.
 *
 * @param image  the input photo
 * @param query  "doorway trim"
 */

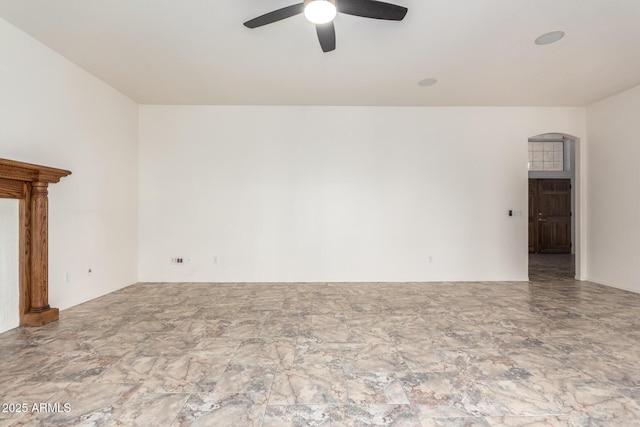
xmin=0 ymin=158 xmax=71 ymax=327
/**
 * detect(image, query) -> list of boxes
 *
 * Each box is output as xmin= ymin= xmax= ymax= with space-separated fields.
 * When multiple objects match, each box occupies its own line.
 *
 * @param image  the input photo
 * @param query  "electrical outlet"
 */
xmin=171 ymin=257 xmax=185 ymax=264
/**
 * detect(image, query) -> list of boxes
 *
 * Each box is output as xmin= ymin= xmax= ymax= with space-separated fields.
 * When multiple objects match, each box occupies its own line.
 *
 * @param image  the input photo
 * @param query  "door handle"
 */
xmin=538 ymin=218 xmax=547 ymax=222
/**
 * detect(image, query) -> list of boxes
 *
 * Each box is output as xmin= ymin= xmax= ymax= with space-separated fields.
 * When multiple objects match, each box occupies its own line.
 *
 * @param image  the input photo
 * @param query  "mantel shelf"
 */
xmin=0 ymin=158 xmax=71 ymax=184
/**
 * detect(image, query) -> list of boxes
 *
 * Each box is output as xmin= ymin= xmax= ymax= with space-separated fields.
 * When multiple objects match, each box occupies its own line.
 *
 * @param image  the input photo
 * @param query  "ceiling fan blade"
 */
xmin=337 ymin=0 xmax=407 ymax=20
xmin=316 ymin=22 xmax=336 ymax=52
xmin=244 ymin=3 xmax=305 ymax=28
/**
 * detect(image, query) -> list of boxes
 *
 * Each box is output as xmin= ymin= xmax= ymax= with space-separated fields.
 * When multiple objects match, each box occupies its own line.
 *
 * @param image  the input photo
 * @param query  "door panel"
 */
xmin=529 ymin=179 xmax=571 ymax=254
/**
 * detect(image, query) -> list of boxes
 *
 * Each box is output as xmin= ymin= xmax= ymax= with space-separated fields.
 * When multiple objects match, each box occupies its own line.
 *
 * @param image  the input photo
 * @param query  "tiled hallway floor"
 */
xmin=1 ymin=258 xmax=639 ymax=426
xmin=529 ymin=253 xmax=575 ymax=282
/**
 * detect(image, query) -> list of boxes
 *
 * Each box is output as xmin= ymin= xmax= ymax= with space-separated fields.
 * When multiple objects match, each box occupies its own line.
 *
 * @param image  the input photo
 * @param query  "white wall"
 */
xmin=586 ymin=85 xmax=640 ymax=292
xmin=0 ymin=18 xmax=139 ymax=332
xmin=0 ymin=199 xmax=19 ymax=331
xmin=139 ymin=106 xmax=585 ymax=283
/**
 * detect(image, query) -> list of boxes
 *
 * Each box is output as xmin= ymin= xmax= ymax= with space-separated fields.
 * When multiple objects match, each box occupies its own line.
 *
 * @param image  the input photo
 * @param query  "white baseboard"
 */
xmin=584 ymin=276 xmax=640 ymax=294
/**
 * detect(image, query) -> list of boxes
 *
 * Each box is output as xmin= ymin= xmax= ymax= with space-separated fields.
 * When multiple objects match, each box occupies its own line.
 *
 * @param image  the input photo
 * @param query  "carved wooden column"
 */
xmin=23 ymin=181 xmax=59 ymax=325
xmin=0 ymin=158 xmax=71 ymax=327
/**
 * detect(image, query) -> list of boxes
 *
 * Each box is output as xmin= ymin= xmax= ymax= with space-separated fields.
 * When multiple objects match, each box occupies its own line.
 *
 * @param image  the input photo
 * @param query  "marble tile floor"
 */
xmin=1 ymin=256 xmax=639 ymax=426
xmin=529 ymin=254 xmax=575 ymax=283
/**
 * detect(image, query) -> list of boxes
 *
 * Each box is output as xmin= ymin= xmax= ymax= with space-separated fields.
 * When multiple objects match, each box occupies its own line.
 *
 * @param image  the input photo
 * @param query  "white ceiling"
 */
xmin=1 ymin=0 xmax=639 ymax=106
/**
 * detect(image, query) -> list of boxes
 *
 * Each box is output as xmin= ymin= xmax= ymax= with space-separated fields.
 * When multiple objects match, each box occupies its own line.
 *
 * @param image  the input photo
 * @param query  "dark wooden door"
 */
xmin=529 ymin=179 xmax=571 ymax=253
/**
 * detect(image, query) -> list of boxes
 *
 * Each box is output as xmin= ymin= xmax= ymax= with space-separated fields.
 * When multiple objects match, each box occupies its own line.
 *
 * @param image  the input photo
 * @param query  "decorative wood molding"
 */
xmin=0 ymin=158 xmax=71 ymax=327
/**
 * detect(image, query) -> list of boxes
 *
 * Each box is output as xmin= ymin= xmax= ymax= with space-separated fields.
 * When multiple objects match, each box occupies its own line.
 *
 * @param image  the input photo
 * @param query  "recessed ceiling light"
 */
xmin=418 ymin=78 xmax=438 ymax=87
xmin=535 ymin=31 xmax=565 ymax=45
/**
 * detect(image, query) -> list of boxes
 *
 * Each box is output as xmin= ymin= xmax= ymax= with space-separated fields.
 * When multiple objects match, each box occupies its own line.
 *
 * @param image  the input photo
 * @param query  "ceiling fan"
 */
xmin=243 ymin=0 xmax=408 ymax=53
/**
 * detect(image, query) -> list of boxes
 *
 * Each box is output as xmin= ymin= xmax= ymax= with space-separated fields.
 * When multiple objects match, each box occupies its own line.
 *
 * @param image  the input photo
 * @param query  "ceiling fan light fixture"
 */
xmin=304 ymin=0 xmax=337 ymax=24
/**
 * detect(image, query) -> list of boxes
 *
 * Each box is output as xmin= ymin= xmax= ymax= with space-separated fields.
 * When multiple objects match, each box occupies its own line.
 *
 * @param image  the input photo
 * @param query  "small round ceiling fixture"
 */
xmin=304 ymin=0 xmax=337 ymax=24
xmin=535 ymin=31 xmax=565 ymax=45
xmin=418 ymin=78 xmax=438 ymax=87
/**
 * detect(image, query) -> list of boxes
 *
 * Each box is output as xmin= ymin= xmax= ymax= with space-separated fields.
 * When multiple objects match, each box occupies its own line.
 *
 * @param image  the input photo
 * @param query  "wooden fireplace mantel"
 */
xmin=0 ymin=158 xmax=71 ymax=327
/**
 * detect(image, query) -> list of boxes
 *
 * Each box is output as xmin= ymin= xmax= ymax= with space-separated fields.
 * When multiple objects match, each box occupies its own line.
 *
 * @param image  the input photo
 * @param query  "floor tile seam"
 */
xmin=217 ymin=340 xmax=244 ymax=390
xmin=371 ymin=370 xmax=413 ymax=406
xmin=541 ymin=342 xmax=621 ymax=361
xmin=254 ymin=396 xmax=273 ymax=426
xmin=592 ymin=389 xmax=640 ymax=411
xmin=331 ymin=363 xmax=350 ymax=405
xmin=398 ymin=374 xmax=569 ymax=416
xmin=253 ymin=310 xmax=274 ymax=339
xmin=119 ymin=390 xmax=192 ymax=427
xmin=262 ymin=345 xmax=280 ymax=425
xmin=290 ymin=319 xmax=302 ymax=368
xmin=460 ymin=385 xmax=568 ymax=418
xmin=544 ymin=341 xmax=637 ymax=368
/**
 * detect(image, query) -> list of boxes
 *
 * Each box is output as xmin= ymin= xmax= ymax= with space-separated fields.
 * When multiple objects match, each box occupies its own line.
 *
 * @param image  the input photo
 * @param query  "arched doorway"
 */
xmin=527 ymin=133 xmax=581 ymax=281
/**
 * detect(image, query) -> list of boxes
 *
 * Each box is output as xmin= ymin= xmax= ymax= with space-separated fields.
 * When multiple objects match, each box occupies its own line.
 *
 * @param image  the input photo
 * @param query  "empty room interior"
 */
xmin=1 ymin=0 xmax=639 ymax=426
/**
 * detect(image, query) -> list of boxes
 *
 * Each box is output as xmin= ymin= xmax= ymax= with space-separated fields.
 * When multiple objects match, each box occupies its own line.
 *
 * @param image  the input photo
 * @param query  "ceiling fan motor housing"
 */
xmin=303 ymin=0 xmax=336 ymax=7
